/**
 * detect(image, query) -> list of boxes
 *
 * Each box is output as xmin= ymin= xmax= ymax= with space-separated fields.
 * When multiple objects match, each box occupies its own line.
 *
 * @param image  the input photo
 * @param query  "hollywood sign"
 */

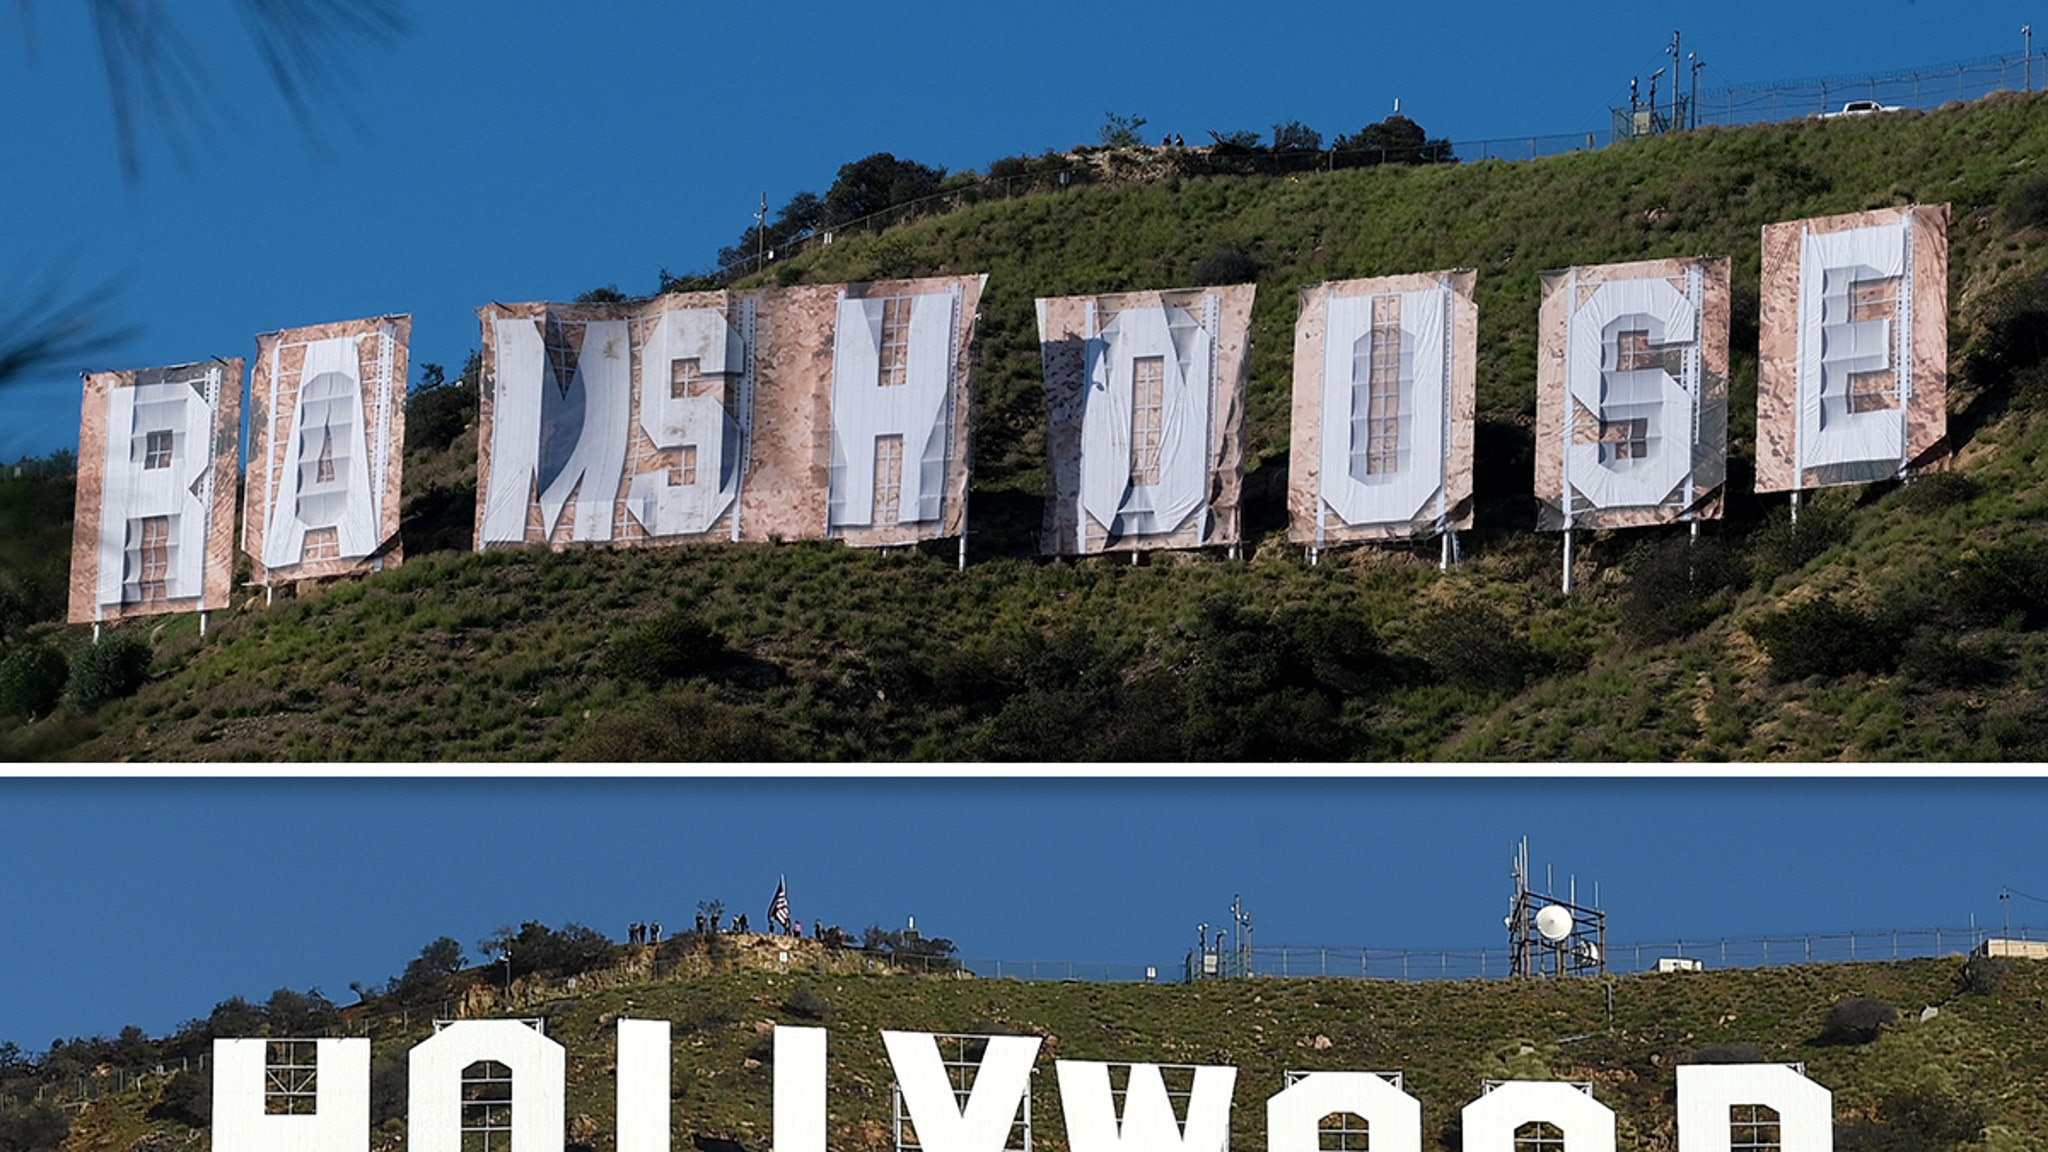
xmin=214 ymin=1021 xmax=1832 ymax=1152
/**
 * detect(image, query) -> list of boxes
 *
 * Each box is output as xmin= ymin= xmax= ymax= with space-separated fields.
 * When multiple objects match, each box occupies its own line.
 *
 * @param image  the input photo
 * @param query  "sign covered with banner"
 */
xmin=243 ymin=315 xmax=410 ymax=584
xmin=1535 ymin=257 xmax=1730 ymax=531
xmin=67 ymin=360 xmax=243 ymax=624
xmin=1288 ymin=271 xmax=1477 ymax=546
xmin=1036 ymin=285 xmax=1252 ymax=555
xmin=1755 ymin=204 xmax=1949 ymax=493
xmin=475 ymin=276 xmax=982 ymax=551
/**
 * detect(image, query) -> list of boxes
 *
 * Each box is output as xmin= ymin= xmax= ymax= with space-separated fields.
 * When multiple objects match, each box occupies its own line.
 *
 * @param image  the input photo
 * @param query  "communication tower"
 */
xmin=1507 ymin=836 xmax=1606 ymax=977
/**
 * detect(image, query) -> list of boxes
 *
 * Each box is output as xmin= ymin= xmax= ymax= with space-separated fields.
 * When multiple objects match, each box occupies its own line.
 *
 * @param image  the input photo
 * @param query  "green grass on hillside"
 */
xmin=61 ymin=956 xmax=2048 ymax=1152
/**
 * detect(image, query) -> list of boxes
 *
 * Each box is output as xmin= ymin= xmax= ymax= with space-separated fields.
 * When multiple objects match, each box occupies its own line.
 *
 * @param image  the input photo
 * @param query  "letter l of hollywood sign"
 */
xmin=212 ymin=1025 xmax=1833 ymax=1152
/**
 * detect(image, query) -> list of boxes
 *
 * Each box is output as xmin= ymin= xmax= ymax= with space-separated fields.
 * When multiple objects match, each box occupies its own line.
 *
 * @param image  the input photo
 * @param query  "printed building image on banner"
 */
xmin=1756 ymin=203 xmax=1950 ymax=492
xmin=1036 ymin=285 xmax=1253 ymax=555
xmin=1535 ymin=256 xmax=1731 ymax=532
xmin=67 ymin=360 xmax=243 ymax=625
xmin=243 ymin=315 xmax=410 ymax=583
xmin=1287 ymin=271 xmax=1477 ymax=546
xmin=476 ymin=293 xmax=753 ymax=549
xmin=475 ymin=276 xmax=982 ymax=551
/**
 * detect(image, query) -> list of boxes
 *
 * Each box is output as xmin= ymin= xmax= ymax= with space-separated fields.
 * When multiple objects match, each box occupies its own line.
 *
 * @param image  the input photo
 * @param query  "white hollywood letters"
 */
xmin=213 ymin=1025 xmax=1834 ymax=1152
xmin=1269 ymin=1072 xmax=1421 ymax=1152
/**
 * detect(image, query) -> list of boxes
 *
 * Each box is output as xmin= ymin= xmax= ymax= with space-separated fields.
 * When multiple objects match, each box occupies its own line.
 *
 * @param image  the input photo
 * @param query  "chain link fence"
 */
xmin=719 ymin=44 xmax=2047 ymax=282
xmin=1692 ymin=50 xmax=2047 ymax=129
xmin=10 ymin=922 xmax=2037 ymax=1114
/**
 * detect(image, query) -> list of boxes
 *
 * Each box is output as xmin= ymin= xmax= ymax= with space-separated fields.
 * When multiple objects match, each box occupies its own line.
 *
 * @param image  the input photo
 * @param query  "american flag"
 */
xmin=768 ymin=876 xmax=791 ymax=930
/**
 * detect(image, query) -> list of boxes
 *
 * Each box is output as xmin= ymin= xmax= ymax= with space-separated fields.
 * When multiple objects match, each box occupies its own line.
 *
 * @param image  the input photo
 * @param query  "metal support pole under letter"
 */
xmin=1441 ymin=533 xmax=1451 ymax=571
xmin=1790 ymin=491 xmax=1801 ymax=525
xmin=199 ymin=611 xmax=208 ymax=637
xmin=1562 ymin=530 xmax=1574 ymax=594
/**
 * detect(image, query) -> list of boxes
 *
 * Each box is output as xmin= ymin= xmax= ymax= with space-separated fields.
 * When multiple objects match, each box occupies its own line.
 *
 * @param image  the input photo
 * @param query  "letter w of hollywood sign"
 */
xmin=213 ymin=1023 xmax=1834 ymax=1152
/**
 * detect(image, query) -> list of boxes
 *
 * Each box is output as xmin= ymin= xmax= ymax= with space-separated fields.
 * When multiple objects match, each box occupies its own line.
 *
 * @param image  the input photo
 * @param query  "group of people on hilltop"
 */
xmin=627 ymin=879 xmax=851 ymax=950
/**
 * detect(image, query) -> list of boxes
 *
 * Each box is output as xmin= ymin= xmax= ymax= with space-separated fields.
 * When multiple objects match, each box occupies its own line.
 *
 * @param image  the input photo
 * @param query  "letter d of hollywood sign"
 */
xmin=214 ymin=1023 xmax=1834 ymax=1152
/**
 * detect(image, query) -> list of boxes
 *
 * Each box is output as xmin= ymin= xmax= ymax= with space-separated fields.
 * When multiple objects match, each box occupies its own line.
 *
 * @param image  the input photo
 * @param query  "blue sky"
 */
xmin=1 ymin=776 xmax=2045 ymax=1052
xmin=1 ymin=0 xmax=2041 ymax=461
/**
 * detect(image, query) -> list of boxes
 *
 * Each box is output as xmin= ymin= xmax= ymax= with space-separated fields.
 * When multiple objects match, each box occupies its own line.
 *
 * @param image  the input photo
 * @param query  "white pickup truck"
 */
xmin=1818 ymin=99 xmax=1907 ymax=118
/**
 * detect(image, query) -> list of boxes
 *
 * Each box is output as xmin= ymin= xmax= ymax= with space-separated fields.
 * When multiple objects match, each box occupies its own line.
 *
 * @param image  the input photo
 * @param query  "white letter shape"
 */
xmin=882 ymin=1031 xmax=1041 ymax=1152
xmin=828 ymin=290 xmax=958 ymax=529
xmin=409 ymin=1020 xmax=566 ymax=1152
xmin=618 ymin=1019 xmax=670 ymax=1152
xmin=1268 ymin=1072 xmax=1419 ymax=1152
xmin=774 ymin=1025 xmax=828 ymax=1152
xmin=1056 ymin=1061 xmax=1236 ymax=1152
xmin=1462 ymin=1082 xmax=1615 ymax=1152
xmin=1678 ymin=1065 xmax=1831 ymax=1152
xmin=481 ymin=318 xmax=632 ymax=544
xmin=212 ymin=1038 xmax=368 ymax=1152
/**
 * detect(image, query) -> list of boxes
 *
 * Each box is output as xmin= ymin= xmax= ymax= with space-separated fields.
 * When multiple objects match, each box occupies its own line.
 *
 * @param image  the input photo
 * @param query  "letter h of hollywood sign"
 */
xmin=214 ymin=1023 xmax=1833 ymax=1152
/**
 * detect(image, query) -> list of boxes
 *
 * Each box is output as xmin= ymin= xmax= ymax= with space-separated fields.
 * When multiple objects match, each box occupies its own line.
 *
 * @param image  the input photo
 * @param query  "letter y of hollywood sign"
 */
xmin=212 ymin=1024 xmax=1834 ymax=1152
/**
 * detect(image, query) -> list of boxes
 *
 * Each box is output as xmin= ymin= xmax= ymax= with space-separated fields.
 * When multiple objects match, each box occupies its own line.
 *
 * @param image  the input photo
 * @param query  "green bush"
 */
xmin=1407 ymin=602 xmax=1546 ymax=694
xmin=63 ymin=633 xmax=152 ymax=711
xmin=1752 ymin=598 xmax=1898 ymax=680
xmin=1837 ymin=1086 xmax=1985 ymax=1152
xmin=0 ymin=642 xmax=68 ymax=719
xmin=602 ymin=609 xmax=728 ymax=687
xmin=1958 ymin=953 xmax=2006 ymax=996
xmin=0 ymin=1098 xmax=71 ymax=1152
xmin=405 ymin=355 xmax=481 ymax=455
xmin=1620 ymin=537 xmax=1746 ymax=644
xmin=2006 ymin=172 xmax=2048 ymax=230
xmin=145 ymin=1068 xmax=209 ymax=1128
xmin=1946 ymin=539 xmax=2048 ymax=630
xmin=782 ymin=985 xmax=830 ymax=1021
xmin=1894 ymin=471 xmax=1980 ymax=513
xmin=1748 ymin=501 xmax=1852 ymax=584
xmin=1193 ymin=243 xmax=1259 ymax=286
xmin=1819 ymin=995 xmax=1897 ymax=1044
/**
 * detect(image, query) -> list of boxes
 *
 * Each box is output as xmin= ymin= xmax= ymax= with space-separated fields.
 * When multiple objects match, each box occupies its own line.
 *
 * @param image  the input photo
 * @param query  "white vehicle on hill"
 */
xmin=1818 ymin=99 xmax=1907 ymax=118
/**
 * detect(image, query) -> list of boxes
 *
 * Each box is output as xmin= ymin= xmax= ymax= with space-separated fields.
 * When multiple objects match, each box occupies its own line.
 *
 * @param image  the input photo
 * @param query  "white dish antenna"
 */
xmin=1574 ymin=938 xmax=1601 ymax=963
xmin=1535 ymin=903 xmax=1574 ymax=942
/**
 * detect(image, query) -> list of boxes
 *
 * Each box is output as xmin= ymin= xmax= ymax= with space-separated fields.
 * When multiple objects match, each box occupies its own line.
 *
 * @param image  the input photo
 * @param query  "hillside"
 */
xmin=37 ymin=951 xmax=2048 ymax=1152
xmin=6 ymin=93 xmax=2048 ymax=759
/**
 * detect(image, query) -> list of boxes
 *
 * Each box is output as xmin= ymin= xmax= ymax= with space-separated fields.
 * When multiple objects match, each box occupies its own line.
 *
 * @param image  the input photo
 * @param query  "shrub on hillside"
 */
xmin=145 ymin=1067 xmax=209 ymax=1128
xmin=1099 ymin=111 xmax=1148 ymax=148
xmin=0 ymin=1098 xmax=71 ymax=1152
xmin=1271 ymin=120 xmax=1322 ymax=151
xmin=1620 ymin=537 xmax=1747 ymax=644
xmin=1896 ymin=626 xmax=2004 ymax=688
xmin=2007 ymin=173 xmax=2048 ymax=230
xmin=603 ymin=609 xmax=728 ymax=686
xmin=1747 ymin=501 xmax=1852 ymax=585
xmin=1963 ymin=266 xmax=2048 ymax=411
xmin=1894 ymin=471 xmax=1980 ymax=513
xmin=1406 ymin=602 xmax=1546 ymax=694
xmin=782 ymin=986 xmax=830 ymax=1021
xmin=1836 ymin=1087 xmax=1984 ymax=1152
xmin=1958 ymin=953 xmax=2007 ymax=996
xmin=567 ymin=686 xmax=787 ymax=761
xmin=0 ymin=642 xmax=67 ymax=719
xmin=1819 ymin=996 xmax=1897 ymax=1045
xmin=63 ymin=633 xmax=151 ymax=711
xmin=1752 ymin=597 xmax=1898 ymax=680
xmin=405 ymin=354 xmax=481 ymax=455
xmin=478 ymin=921 xmax=621 ymax=980
xmin=1193 ymin=243 xmax=1259 ymax=286
xmin=1946 ymin=539 xmax=2048 ymax=630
